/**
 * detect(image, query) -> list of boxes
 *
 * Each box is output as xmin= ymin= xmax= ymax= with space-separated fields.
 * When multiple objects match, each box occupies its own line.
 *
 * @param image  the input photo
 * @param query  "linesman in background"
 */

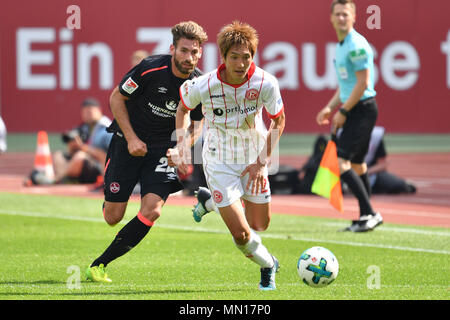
xmin=316 ymin=0 xmax=383 ymax=232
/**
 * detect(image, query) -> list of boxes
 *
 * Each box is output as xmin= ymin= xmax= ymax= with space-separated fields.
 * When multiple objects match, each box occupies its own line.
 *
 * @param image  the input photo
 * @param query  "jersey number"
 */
xmin=155 ymin=157 xmax=175 ymax=173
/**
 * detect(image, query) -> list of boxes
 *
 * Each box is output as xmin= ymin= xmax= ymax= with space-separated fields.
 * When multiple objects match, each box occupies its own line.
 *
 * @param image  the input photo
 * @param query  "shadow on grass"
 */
xmin=0 ymin=280 xmax=247 ymax=297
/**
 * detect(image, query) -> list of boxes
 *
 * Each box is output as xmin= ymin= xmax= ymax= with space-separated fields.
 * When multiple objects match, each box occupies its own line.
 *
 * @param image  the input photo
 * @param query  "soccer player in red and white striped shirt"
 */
xmin=170 ymin=21 xmax=285 ymax=290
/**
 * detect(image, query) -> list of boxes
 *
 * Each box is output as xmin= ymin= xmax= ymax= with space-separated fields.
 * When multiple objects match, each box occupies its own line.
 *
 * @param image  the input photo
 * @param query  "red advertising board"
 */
xmin=1 ymin=0 xmax=449 ymax=133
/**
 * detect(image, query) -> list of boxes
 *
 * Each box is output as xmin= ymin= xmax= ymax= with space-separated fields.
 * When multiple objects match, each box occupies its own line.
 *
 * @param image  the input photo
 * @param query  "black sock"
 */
xmin=341 ymin=170 xmax=375 ymax=217
xmin=91 ymin=214 xmax=152 ymax=267
xmin=359 ymin=172 xmax=371 ymax=197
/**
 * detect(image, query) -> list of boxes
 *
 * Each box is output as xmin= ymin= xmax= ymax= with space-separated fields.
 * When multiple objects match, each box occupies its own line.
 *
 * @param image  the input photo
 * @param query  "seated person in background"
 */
xmin=295 ymin=127 xmax=416 ymax=195
xmin=294 ymin=135 xmax=328 ymax=194
xmin=51 ymin=97 xmax=113 ymax=184
xmin=364 ymin=126 xmax=416 ymax=194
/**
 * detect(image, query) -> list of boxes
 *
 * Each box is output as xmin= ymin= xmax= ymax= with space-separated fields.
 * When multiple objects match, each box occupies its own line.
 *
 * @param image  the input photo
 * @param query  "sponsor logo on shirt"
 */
xmin=212 ymin=105 xmax=258 ymax=116
xmin=349 ymin=49 xmax=368 ymax=62
xmin=148 ymin=102 xmax=176 ymax=118
xmin=165 ymin=99 xmax=178 ymax=111
xmin=210 ymin=94 xmax=225 ymax=99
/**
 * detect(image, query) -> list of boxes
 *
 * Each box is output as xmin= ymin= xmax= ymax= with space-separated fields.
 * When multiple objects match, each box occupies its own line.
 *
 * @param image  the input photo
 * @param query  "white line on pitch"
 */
xmin=0 ymin=209 xmax=449 ymax=255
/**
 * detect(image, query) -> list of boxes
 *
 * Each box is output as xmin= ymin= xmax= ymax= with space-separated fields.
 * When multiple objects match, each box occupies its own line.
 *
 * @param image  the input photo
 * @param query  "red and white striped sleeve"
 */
xmin=179 ymin=79 xmax=202 ymax=111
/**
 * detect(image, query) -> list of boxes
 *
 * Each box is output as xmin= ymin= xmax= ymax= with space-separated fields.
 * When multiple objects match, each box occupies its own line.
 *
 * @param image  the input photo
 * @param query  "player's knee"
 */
xmin=232 ymin=230 xmax=251 ymax=246
xmin=250 ymin=220 xmax=270 ymax=232
xmin=102 ymin=202 xmax=126 ymax=226
xmin=139 ymin=209 xmax=161 ymax=223
xmin=103 ymin=213 xmax=121 ymax=226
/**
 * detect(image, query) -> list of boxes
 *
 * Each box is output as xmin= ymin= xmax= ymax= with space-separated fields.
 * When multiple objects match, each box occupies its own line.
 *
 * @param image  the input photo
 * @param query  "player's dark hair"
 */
xmin=171 ymin=21 xmax=208 ymax=47
xmin=217 ymin=21 xmax=259 ymax=59
xmin=331 ymin=0 xmax=356 ymax=13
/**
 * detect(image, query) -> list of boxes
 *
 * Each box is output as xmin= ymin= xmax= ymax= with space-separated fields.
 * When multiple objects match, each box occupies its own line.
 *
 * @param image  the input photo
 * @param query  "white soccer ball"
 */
xmin=297 ymin=246 xmax=339 ymax=288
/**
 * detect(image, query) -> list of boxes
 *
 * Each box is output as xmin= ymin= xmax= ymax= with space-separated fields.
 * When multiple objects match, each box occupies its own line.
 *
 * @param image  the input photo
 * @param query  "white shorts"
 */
xmin=203 ymin=162 xmax=271 ymax=208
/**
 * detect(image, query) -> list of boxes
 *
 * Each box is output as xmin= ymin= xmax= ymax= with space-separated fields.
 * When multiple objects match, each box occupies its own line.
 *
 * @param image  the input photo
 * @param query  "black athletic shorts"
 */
xmin=337 ymin=97 xmax=378 ymax=164
xmin=104 ymin=134 xmax=183 ymax=202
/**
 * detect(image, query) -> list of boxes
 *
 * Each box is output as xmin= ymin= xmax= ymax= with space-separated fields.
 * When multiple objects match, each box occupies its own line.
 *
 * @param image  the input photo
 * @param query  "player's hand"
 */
xmin=316 ymin=106 xmax=332 ymax=126
xmin=167 ymin=146 xmax=190 ymax=175
xmin=166 ymin=147 xmax=188 ymax=167
xmin=241 ymin=158 xmax=266 ymax=194
xmin=166 ymin=148 xmax=178 ymax=167
xmin=127 ymin=137 xmax=147 ymax=157
xmin=331 ymin=112 xmax=346 ymax=135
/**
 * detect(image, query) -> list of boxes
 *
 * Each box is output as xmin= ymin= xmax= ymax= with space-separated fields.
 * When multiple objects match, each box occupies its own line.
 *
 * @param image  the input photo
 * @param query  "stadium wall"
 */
xmin=1 ymin=0 xmax=449 ymax=133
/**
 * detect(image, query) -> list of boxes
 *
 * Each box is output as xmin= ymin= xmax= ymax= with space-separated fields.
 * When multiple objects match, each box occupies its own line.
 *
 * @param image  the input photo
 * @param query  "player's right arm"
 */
xmin=316 ymin=88 xmax=341 ymax=126
xmin=166 ymin=101 xmax=191 ymax=174
xmin=109 ymin=87 xmax=147 ymax=156
xmin=167 ymin=79 xmax=202 ymax=172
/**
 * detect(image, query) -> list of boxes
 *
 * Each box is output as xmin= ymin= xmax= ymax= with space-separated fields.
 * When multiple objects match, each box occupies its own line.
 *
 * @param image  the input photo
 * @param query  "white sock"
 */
xmin=205 ymin=198 xmax=218 ymax=213
xmin=235 ymin=229 xmax=274 ymax=268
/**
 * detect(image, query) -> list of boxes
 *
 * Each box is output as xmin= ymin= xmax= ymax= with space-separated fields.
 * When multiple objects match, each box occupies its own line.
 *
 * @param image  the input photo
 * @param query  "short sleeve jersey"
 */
xmin=180 ymin=62 xmax=284 ymax=165
xmin=109 ymin=54 xmax=202 ymax=148
xmin=334 ymin=29 xmax=376 ymax=103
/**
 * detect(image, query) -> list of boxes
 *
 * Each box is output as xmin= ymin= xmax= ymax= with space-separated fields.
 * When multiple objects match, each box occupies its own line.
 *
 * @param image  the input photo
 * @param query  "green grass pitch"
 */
xmin=0 ymin=192 xmax=448 ymax=300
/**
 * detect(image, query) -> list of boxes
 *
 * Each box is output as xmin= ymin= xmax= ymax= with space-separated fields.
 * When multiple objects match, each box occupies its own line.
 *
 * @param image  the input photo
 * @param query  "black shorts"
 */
xmin=104 ymin=134 xmax=183 ymax=202
xmin=337 ymin=97 xmax=378 ymax=164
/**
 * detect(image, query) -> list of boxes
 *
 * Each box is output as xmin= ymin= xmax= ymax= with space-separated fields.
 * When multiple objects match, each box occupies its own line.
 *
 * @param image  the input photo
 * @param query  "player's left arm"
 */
xmin=188 ymin=118 xmax=204 ymax=147
xmin=242 ymin=109 xmax=286 ymax=195
xmin=259 ymin=110 xmax=286 ymax=165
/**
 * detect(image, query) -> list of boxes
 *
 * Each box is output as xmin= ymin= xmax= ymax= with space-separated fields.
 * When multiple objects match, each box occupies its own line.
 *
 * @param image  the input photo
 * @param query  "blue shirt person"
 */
xmin=315 ymin=0 xmax=382 ymax=233
xmin=334 ymin=28 xmax=376 ymax=103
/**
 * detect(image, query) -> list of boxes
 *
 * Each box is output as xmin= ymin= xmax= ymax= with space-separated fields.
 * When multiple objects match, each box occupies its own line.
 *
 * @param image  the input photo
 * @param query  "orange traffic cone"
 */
xmin=30 ymin=131 xmax=55 ymax=184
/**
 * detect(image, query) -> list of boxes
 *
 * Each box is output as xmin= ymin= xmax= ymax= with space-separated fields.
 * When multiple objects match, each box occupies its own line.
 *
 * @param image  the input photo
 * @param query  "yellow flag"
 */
xmin=311 ymin=140 xmax=343 ymax=213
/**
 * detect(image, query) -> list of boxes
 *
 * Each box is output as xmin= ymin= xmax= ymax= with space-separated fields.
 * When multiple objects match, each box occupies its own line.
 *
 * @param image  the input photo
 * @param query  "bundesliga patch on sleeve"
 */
xmin=182 ymin=80 xmax=195 ymax=97
xmin=349 ymin=49 xmax=368 ymax=62
xmin=121 ymin=77 xmax=139 ymax=94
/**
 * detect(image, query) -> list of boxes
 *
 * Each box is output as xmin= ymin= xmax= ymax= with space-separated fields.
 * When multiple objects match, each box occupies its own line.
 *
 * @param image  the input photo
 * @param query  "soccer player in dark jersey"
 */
xmin=85 ymin=21 xmax=208 ymax=283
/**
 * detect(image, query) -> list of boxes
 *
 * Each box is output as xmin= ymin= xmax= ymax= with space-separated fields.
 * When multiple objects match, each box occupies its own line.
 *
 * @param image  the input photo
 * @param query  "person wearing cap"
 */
xmin=47 ymin=97 xmax=113 ymax=184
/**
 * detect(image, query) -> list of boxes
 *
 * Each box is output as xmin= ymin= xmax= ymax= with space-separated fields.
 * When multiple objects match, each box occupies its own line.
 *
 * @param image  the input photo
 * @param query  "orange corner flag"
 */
xmin=34 ymin=131 xmax=55 ymax=181
xmin=311 ymin=140 xmax=343 ymax=213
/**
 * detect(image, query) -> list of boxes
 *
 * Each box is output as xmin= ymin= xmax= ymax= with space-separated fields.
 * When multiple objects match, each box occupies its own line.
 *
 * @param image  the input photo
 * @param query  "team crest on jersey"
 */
xmin=122 ymin=77 xmax=139 ymax=94
xmin=165 ymin=99 xmax=178 ymax=111
xmin=110 ymin=182 xmax=120 ymax=193
xmin=245 ymin=89 xmax=259 ymax=101
xmin=213 ymin=190 xmax=223 ymax=204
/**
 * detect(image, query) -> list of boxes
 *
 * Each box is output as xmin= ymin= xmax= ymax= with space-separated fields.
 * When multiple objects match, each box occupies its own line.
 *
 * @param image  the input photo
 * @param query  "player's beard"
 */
xmin=173 ymin=55 xmax=195 ymax=75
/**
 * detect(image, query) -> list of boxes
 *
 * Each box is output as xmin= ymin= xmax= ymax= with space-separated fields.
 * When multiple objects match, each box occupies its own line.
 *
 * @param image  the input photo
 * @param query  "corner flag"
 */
xmin=311 ymin=139 xmax=343 ymax=213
